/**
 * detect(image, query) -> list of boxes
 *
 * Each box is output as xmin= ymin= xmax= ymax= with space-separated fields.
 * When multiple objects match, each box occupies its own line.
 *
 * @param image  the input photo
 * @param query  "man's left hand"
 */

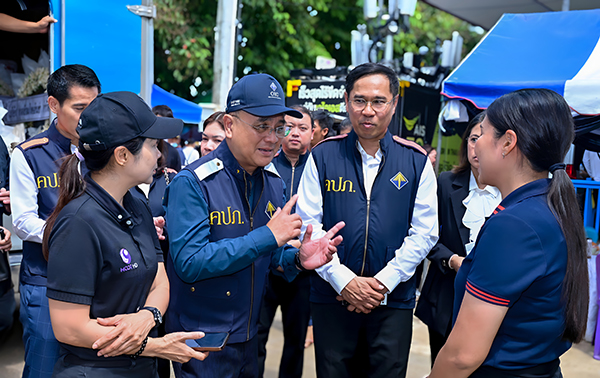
xmin=298 ymin=221 xmax=345 ymax=270
xmin=154 ymin=217 xmax=165 ymax=241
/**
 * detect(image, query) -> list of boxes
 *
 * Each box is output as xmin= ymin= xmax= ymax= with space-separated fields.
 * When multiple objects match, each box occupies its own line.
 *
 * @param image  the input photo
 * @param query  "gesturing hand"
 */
xmin=154 ymin=216 xmax=166 ymax=241
xmin=297 ymin=221 xmax=345 ymax=270
xmin=267 ymin=195 xmax=302 ymax=247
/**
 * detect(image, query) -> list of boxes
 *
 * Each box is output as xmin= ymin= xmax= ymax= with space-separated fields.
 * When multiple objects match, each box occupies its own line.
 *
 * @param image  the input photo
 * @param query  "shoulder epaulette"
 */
xmin=19 ymin=137 xmax=49 ymax=151
xmin=392 ymin=135 xmax=427 ymax=155
xmin=264 ymin=162 xmax=281 ymax=178
xmin=313 ymin=133 xmax=348 ymax=149
xmin=193 ymin=158 xmax=224 ymax=181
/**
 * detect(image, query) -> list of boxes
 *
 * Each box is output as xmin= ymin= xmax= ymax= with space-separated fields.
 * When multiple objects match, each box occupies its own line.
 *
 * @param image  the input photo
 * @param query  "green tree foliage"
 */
xmin=154 ymin=0 xmax=482 ymax=101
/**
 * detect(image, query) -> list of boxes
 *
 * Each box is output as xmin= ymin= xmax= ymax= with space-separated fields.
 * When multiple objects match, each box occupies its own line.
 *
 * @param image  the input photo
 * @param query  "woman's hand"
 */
xmin=145 ymin=332 xmax=209 ymax=363
xmin=92 ymin=311 xmax=156 ymax=357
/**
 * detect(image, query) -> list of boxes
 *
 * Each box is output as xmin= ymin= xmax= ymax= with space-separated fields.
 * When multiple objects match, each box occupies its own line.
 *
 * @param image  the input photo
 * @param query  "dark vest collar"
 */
xmin=47 ymin=119 xmax=74 ymax=153
xmin=492 ymin=178 xmax=549 ymax=216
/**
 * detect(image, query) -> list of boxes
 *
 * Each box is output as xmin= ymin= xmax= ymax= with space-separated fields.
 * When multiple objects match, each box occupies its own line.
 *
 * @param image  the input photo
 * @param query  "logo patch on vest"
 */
xmin=390 ymin=171 xmax=408 ymax=190
xmin=209 ymin=207 xmax=244 ymax=225
xmin=265 ymin=201 xmax=277 ymax=219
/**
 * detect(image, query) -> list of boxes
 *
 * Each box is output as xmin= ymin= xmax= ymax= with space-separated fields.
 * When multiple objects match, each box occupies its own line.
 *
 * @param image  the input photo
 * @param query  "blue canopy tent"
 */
xmin=151 ymin=84 xmax=203 ymax=125
xmin=441 ymin=9 xmax=600 ymax=150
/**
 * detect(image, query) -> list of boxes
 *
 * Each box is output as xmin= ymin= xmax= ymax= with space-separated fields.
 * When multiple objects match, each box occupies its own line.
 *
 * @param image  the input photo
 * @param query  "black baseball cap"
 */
xmin=226 ymin=74 xmax=302 ymax=118
xmin=78 ymin=91 xmax=183 ymax=151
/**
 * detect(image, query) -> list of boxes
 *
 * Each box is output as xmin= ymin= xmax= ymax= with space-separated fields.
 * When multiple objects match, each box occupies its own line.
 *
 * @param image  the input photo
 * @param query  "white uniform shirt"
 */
xmin=296 ymin=140 xmax=438 ymax=294
xmin=10 ymin=144 xmax=76 ymax=243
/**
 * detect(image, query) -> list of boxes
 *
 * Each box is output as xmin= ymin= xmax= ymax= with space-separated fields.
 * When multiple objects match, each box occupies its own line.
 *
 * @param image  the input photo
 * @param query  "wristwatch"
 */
xmin=140 ymin=306 xmax=163 ymax=327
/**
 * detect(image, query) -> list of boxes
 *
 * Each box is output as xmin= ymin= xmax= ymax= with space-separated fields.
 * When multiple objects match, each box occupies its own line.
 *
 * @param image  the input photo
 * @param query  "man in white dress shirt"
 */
xmin=296 ymin=63 xmax=438 ymax=378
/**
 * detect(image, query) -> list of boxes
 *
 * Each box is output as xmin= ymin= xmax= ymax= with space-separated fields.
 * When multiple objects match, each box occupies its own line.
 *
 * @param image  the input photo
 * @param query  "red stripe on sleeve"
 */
xmin=466 ymin=281 xmax=510 ymax=306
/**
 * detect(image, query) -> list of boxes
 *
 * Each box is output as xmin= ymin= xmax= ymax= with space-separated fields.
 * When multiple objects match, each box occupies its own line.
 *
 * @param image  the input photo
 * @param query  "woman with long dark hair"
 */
xmin=42 ymin=92 xmax=207 ymax=377
xmin=429 ymin=88 xmax=588 ymax=378
xmin=415 ymin=112 xmax=501 ymax=365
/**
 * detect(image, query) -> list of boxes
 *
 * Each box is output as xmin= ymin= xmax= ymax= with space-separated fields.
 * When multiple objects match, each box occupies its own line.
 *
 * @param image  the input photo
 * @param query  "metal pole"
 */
xmin=140 ymin=0 xmax=155 ymax=104
xmin=562 ymin=0 xmax=570 ymax=11
xmin=212 ymin=0 xmax=239 ymax=110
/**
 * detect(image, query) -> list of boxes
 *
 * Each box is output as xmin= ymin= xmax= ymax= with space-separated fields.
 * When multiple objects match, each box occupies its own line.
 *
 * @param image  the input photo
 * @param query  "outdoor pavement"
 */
xmin=1 ymin=305 xmax=598 ymax=377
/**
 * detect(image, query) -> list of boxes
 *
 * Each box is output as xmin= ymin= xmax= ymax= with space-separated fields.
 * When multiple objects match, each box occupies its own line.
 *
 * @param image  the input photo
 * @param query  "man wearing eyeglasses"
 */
xmin=163 ymin=73 xmax=344 ymax=378
xmin=296 ymin=63 xmax=439 ymax=378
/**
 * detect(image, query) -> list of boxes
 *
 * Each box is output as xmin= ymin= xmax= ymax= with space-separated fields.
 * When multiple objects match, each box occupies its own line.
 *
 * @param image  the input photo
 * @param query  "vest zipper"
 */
xmin=290 ymin=165 xmax=295 ymax=196
xmin=359 ymin=153 xmax=385 ymax=276
xmin=242 ymin=171 xmax=265 ymax=341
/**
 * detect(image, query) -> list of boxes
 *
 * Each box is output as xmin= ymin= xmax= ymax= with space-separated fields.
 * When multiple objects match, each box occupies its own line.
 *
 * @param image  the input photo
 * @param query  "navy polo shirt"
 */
xmin=47 ymin=174 xmax=162 ymax=366
xmin=454 ymin=179 xmax=570 ymax=370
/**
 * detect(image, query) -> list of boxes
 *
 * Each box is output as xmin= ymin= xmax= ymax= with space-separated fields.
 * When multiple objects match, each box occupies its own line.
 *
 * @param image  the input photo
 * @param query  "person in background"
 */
xmin=43 ymin=91 xmax=207 ymax=377
xmin=10 ymin=64 xmax=100 ymax=378
xmin=429 ymin=89 xmax=589 ymax=378
xmin=200 ymin=111 xmax=225 ymax=157
xmin=424 ymin=144 xmax=437 ymax=168
xmin=0 ymin=136 xmax=13 ymax=344
xmin=130 ymin=120 xmax=179 ymax=378
xmin=415 ymin=112 xmax=501 ymax=365
xmin=296 ymin=63 xmax=438 ymax=378
xmin=311 ymin=109 xmax=333 ymax=149
xmin=257 ymin=105 xmax=314 ymax=378
xmin=153 ymin=105 xmax=182 ymax=172
xmin=181 ymin=139 xmax=200 ymax=167
xmin=336 ymin=118 xmax=353 ymax=136
xmin=0 ymin=13 xmax=56 ymax=33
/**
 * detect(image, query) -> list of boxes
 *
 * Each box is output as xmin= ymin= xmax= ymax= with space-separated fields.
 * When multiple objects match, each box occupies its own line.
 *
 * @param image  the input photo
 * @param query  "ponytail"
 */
xmin=486 ymin=88 xmax=588 ymax=343
xmin=42 ymin=153 xmax=87 ymax=260
xmin=547 ymin=168 xmax=589 ymax=343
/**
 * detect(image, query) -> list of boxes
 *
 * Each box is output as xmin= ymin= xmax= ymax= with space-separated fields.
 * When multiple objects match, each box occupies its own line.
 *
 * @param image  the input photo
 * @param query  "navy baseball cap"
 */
xmin=226 ymin=74 xmax=302 ymax=118
xmin=78 ymin=91 xmax=183 ymax=151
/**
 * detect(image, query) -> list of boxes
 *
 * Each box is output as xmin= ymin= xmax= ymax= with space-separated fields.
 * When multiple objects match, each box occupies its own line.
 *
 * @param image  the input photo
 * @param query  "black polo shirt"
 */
xmin=46 ymin=174 xmax=162 ymax=366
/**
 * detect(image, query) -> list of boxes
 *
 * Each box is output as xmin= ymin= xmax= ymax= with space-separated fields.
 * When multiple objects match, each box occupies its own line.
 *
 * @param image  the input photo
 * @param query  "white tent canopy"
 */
xmin=422 ymin=0 xmax=599 ymax=29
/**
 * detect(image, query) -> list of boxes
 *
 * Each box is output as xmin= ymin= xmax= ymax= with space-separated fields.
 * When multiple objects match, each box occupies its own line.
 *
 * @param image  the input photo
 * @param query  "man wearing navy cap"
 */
xmin=164 ymin=74 xmax=345 ymax=378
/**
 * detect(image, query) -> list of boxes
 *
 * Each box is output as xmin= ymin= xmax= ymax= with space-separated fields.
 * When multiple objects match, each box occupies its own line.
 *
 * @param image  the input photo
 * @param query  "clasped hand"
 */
xmin=337 ymin=277 xmax=388 ymax=314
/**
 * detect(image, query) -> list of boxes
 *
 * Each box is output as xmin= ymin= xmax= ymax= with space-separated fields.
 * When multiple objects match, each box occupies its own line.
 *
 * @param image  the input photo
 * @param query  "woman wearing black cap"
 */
xmin=428 ymin=89 xmax=588 ymax=378
xmin=42 ymin=92 xmax=207 ymax=377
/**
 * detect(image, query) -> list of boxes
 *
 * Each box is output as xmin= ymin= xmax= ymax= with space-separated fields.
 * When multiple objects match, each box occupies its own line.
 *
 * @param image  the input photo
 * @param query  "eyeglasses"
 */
xmin=232 ymin=114 xmax=291 ymax=138
xmin=350 ymin=98 xmax=394 ymax=112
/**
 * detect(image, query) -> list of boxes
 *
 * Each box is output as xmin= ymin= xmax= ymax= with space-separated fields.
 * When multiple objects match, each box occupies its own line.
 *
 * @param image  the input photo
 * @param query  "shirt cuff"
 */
xmin=249 ymin=225 xmax=279 ymax=253
xmin=374 ymin=265 xmax=403 ymax=293
xmin=326 ymin=265 xmax=357 ymax=295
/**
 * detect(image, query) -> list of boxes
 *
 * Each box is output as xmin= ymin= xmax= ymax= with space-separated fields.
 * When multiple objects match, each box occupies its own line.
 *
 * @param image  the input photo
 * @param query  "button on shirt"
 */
xmin=296 ymin=140 xmax=438 ymax=295
xmin=46 ymin=175 xmax=162 ymax=365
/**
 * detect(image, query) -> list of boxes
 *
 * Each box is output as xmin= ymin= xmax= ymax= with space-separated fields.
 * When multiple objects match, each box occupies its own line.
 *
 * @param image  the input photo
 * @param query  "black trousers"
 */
xmin=311 ymin=303 xmax=413 ymax=378
xmin=257 ymin=271 xmax=311 ymax=378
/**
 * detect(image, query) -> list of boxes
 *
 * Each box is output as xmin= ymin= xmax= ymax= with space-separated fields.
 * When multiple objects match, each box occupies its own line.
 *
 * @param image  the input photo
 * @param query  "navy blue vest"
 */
xmin=17 ymin=121 xmax=72 ymax=286
xmin=167 ymin=142 xmax=286 ymax=344
xmin=272 ymin=150 xmax=309 ymax=202
xmin=310 ymin=130 xmax=427 ymax=309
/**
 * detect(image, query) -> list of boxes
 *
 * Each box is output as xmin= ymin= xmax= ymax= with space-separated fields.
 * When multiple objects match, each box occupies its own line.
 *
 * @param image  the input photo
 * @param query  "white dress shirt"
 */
xmin=10 ymin=144 xmax=76 ymax=243
xmin=461 ymin=171 xmax=501 ymax=255
xmin=296 ymin=140 xmax=438 ymax=295
xmin=583 ymin=150 xmax=600 ymax=182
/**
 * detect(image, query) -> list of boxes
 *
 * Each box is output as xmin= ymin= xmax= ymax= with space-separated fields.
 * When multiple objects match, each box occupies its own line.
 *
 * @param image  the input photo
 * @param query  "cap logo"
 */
xmin=230 ymin=99 xmax=241 ymax=107
xmin=120 ymin=248 xmax=132 ymax=264
xmin=268 ymin=82 xmax=281 ymax=100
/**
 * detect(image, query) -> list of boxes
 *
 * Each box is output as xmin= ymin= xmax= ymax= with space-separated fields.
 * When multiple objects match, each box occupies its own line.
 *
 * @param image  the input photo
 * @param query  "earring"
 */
xmin=502 ymin=152 xmax=506 ymax=158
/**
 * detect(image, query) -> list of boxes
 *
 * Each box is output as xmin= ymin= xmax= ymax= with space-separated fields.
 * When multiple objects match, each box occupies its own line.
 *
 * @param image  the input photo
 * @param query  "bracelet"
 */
xmin=295 ymin=251 xmax=308 ymax=272
xmin=130 ymin=336 xmax=148 ymax=359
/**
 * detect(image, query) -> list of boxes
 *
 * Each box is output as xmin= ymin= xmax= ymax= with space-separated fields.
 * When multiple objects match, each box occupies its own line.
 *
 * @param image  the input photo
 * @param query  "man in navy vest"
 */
xmin=164 ymin=74 xmax=344 ymax=378
xmin=10 ymin=64 xmax=100 ymax=378
xmin=296 ymin=63 xmax=439 ymax=378
xmin=257 ymin=105 xmax=314 ymax=377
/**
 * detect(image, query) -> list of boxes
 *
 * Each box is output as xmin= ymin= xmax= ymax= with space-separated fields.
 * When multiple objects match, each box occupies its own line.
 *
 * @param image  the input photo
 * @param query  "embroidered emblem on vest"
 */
xmin=209 ymin=207 xmax=244 ymax=226
xmin=265 ymin=201 xmax=277 ymax=219
xmin=325 ymin=177 xmax=355 ymax=193
xmin=390 ymin=171 xmax=408 ymax=190
xmin=36 ymin=172 xmax=60 ymax=189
